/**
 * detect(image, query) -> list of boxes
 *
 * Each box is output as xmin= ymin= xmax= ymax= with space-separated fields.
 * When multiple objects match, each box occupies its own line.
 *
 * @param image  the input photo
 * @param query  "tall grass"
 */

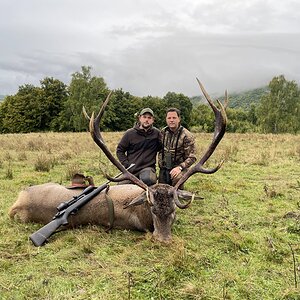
xmin=0 ymin=132 xmax=299 ymax=299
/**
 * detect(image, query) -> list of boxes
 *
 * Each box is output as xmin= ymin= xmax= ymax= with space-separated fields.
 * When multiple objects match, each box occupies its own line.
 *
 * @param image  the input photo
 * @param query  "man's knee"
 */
xmin=138 ymin=167 xmax=157 ymax=186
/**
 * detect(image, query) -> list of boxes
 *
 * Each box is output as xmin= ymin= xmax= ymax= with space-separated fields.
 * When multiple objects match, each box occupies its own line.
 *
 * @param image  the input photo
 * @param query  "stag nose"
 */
xmin=157 ymin=236 xmax=172 ymax=244
xmin=153 ymin=232 xmax=172 ymax=244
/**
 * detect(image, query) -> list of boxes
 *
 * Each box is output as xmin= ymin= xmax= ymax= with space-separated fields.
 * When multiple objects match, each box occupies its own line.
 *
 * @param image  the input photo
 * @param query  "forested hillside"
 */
xmin=227 ymin=87 xmax=269 ymax=109
xmin=190 ymin=86 xmax=269 ymax=110
xmin=0 ymin=67 xmax=299 ymax=134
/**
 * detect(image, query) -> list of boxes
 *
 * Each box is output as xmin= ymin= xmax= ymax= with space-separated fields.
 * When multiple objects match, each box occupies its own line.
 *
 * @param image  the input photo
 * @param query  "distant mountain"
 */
xmin=190 ymin=86 xmax=269 ymax=110
xmin=228 ymin=86 xmax=269 ymax=109
xmin=0 ymin=95 xmax=6 ymax=102
xmin=190 ymin=95 xmax=206 ymax=106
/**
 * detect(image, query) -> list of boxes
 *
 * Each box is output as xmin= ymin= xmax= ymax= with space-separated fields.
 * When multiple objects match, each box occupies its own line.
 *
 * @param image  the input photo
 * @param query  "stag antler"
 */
xmin=173 ymin=78 xmax=228 ymax=195
xmin=84 ymin=92 xmax=155 ymax=205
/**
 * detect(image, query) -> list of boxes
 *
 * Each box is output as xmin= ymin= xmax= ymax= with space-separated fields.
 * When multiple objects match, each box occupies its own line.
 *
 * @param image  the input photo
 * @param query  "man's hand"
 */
xmin=170 ymin=166 xmax=182 ymax=179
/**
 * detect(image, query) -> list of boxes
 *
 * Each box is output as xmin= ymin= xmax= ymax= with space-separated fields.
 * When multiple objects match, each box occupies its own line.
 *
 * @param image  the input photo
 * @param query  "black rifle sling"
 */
xmin=161 ymin=127 xmax=166 ymax=164
xmin=174 ymin=126 xmax=183 ymax=164
xmin=162 ymin=126 xmax=183 ymax=168
xmin=104 ymin=185 xmax=115 ymax=231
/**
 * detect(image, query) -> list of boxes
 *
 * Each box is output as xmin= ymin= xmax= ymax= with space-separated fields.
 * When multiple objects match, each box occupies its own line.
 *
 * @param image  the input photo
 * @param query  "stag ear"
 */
xmin=123 ymin=193 xmax=146 ymax=209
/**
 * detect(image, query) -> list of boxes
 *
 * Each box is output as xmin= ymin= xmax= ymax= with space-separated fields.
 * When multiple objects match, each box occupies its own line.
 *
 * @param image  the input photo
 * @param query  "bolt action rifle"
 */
xmin=29 ymin=164 xmax=135 ymax=247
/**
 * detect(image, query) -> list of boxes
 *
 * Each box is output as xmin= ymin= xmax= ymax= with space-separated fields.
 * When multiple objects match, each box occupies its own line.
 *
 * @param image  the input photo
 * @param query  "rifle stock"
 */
xmin=30 ymin=217 xmax=68 ymax=247
xmin=29 ymin=164 xmax=135 ymax=247
xmin=29 ymin=183 xmax=107 ymax=247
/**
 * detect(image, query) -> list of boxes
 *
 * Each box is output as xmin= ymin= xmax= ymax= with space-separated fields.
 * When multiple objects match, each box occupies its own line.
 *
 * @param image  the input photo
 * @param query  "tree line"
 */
xmin=0 ymin=66 xmax=299 ymax=134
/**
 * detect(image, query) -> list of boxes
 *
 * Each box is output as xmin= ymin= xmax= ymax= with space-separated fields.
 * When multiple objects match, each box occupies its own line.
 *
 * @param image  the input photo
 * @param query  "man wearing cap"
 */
xmin=116 ymin=108 xmax=161 ymax=186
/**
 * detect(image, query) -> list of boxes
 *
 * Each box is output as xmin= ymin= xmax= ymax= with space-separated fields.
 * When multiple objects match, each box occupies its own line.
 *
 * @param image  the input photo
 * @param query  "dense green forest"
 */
xmin=0 ymin=66 xmax=299 ymax=134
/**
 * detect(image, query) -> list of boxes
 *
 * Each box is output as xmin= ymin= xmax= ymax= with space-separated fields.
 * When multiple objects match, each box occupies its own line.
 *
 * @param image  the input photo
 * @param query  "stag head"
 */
xmin=84 ymin=79 xmax=228 ymax=242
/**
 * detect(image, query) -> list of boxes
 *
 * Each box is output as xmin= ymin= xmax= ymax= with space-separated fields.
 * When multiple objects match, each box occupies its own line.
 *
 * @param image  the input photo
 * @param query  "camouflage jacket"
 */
xmin=158 ymin=126 xmax=196 ymax=170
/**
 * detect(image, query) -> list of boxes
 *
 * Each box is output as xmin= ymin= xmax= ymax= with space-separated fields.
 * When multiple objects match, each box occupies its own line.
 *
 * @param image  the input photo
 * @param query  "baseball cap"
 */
xmin=139 ymin=108 xmax=154 ymax=116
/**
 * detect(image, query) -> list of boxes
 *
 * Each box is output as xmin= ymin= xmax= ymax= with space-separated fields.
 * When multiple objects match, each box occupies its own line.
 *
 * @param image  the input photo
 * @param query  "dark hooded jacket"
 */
xmin=116 ymin=124 xmax=162 ymax=174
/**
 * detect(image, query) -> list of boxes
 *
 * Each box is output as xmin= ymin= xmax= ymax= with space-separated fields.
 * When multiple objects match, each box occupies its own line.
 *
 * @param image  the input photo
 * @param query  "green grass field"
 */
xmin=0 ymin=132 xmax=299 ymax=299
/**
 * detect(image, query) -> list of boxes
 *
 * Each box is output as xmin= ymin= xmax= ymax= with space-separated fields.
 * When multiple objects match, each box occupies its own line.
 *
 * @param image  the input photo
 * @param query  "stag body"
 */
xmin=9 ymin=183 xmax=178 ymax=242
xmin=10 ymin=184 xmax=152 ymax=230
xmin=9 ymin=79 xmax=228 ymax=243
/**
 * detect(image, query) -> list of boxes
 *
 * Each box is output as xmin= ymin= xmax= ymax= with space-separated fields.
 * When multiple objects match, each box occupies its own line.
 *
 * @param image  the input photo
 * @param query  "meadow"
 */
xmin=0 ymin=131 xmax=299 ymax=300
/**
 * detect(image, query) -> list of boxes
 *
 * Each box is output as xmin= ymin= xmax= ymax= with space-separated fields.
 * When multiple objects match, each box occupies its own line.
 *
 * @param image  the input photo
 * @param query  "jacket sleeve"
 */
xmin=181 ymin=133 xmax=197 ymax=169
xmin=158 ymin=130 xmax=163 ymax=151
xmin=116 ymin=132 xmax=130 ymax=168
xmin=158 ymin=129 xmax=164 ymax=168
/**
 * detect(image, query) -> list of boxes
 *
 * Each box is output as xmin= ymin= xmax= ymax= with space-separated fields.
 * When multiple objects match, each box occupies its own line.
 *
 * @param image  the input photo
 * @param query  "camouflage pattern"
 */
xmin=158 ymin=126 xmax=196 ymax=170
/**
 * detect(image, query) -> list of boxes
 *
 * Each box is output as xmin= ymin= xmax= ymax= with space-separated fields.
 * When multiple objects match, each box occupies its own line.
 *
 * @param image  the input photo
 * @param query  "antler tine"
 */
xmin=83 ymin=91 xmax=114 ymax=123
xmin=82 ymin=106 xmax=90 ymax=120
xmin=89 ymin=92 xmax=149 ymax=191
xmin=90 ymin=91 xmax=112 ymax=147
xmin=173 ymin=79 xmax=228 ymax=190
xmin=196 ymin=78 xmax=219 ymax=116
xmin=94 ymin=91 xmax=112 ymax=126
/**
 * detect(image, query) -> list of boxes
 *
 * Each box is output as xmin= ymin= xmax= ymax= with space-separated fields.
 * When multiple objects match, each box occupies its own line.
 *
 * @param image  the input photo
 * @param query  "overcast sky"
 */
xmin=1 ymin=0 xmax=300 ymax=97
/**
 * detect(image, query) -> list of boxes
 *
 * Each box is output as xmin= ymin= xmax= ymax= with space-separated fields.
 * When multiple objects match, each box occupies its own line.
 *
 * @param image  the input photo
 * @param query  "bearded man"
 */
xmin=116 ymin=108 xmax=162 ymax=186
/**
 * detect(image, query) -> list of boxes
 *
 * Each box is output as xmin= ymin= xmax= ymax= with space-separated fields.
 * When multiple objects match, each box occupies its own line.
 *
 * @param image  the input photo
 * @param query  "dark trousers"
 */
xmin=118 ymin=167 xmax=157 ymax=186
xmin=158 ymin=167 xmax=185 ymax=189
xmin=138 ymin=167 xmax=157 ymax=186
xmin=158 ymin=168 xmax=172 ymax=185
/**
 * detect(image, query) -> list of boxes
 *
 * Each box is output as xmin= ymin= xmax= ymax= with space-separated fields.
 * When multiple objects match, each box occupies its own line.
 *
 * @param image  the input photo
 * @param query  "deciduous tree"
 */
xmin=257 ymin=75 xmax=300 ymax=133
xmin=102 ymin=89 xmax=142 ymax=131
xmin=0 ymin=84 xmax=42 ymax=133
xmin=40 ymin=77 xmax=68 ymax=131
xmin=58 ymin=66 xmax=109 ymax=131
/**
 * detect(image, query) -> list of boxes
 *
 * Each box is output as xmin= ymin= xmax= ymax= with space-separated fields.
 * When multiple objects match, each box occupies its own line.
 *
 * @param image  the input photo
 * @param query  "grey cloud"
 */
xmin=1 ymin=0 xmax=300 ymax=97
xmin=94 ymin=31 xmax=300 ymax=97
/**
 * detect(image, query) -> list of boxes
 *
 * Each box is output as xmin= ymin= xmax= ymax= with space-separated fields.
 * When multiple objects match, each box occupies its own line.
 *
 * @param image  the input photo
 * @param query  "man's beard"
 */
xmin=141 ymin=123 xmax=151 ymax=130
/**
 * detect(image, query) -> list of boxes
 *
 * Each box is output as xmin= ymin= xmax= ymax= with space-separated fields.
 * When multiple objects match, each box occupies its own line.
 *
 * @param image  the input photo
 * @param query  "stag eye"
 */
xmin=168 ymin=190 xmax=174 ymax=197
xmin=153 ymin=191 xmax=159 ymax=198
